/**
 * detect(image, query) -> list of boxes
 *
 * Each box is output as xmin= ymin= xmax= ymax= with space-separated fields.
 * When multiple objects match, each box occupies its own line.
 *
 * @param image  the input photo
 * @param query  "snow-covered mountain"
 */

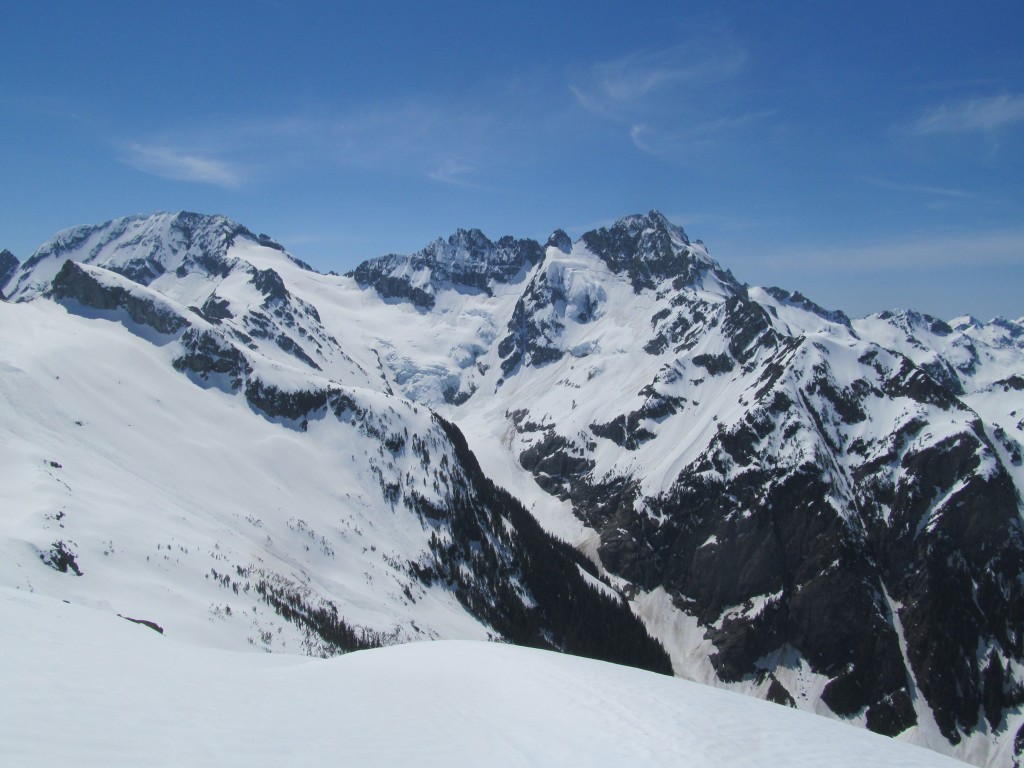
xmin=0 ymin=212 xmax=668 ymax=673
xmin=3 ymin=209 xmax=1023 ymax=766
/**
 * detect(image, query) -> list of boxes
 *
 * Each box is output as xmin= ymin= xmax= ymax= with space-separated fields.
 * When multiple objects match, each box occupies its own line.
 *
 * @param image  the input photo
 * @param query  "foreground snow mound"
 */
xmin=1 ymin=589 xmax=968 ymax=768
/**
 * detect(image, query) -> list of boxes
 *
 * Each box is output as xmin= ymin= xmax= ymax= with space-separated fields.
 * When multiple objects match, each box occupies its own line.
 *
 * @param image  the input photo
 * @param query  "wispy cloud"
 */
xmin=120 ymin=101 xmax=512 ymax=188
xmin=428 ymin=159 xmax=480 ymax=187
xmin=569 ymin=38 xmax=771 ymax=159
xmin=318 ymin=106 xmax=498 ymax=180
xmin=911 ymin=93 xmax=1024 ymax=134
xmin=121 ymin=143 xmax=243 ymax=187
xmin=571 ymin=41 xmax=746 ymax=119
xmin=919 ymin=77 xmax=1004 ymax=93
xmin=860 ymin=177 xmax=973 ymax=199
xmin=754 ymin=230 xmax=1024 ymax=273
xmin=629 ymin=110 xmax=775 ymax=154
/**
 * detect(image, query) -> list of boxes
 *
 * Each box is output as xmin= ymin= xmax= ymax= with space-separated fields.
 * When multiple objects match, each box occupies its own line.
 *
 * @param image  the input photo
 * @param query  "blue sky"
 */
xmin=3 ymin=1 xmax=1023 ymax=320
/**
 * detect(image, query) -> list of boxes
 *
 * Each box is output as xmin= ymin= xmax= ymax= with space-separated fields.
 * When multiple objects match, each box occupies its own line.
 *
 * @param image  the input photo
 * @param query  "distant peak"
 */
xmin=876 ymin=309 xmax=954 ymax=337
xmin=546 ymin=229 xmax=572 ymax=254
xmin=950 ymin=315 xmax=982 ymax=331
xmin=612 ymin=210 xmax=690 ymax=246
xmin=446 ymin=228 xmax=495 ymax=252
xmin=577 ymin=211 xmax=731 ymax=294
xmin=349 ymin=226 xmax=543 ymax=308
xmin=8 ymin=211 xmax=310 ymax=301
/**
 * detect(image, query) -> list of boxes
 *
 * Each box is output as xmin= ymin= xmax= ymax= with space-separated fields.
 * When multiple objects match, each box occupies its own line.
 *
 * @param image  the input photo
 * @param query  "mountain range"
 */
xmin=2 ymin=210 xmax=1022 ymax=766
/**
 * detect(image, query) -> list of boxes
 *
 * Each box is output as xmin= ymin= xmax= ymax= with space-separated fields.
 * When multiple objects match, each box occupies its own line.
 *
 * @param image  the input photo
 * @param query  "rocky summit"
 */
xmin=2 ymin=210 xmax=1023 ymax=766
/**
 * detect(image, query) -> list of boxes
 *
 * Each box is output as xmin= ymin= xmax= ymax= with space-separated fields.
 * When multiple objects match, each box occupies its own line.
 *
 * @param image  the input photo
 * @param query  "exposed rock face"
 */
xmin=10 ymin=208 xmax=1024 ymax=766
xmin=489 ymin=234 xmax=1024 ymax=748
xmin=9 ymin=210 xmax=671 ymax=682
xmin=762 ymin=286 xmax=852 ymax=327
xmin=364 ymin=210 xmax=1024 ymax=760
xmin=496 ymin=272 xmax=572 ymax=377
xmin=580 ymin=210 xmax=732 ymax=293
xmin=5 ymin=211 xmax=310 ymax=301
xmin=0 ymin=249 xmax=18 ymax=295
xmin=546 ymin=229 xmax=572 ymax=254
xmin=49 ymin=260 xmax=189 ymax=335
xmin=349 ymin=229 xmax=543 ymax=309
xmin=600 ymin=369 xmax=1024 ymax=740
xmin=173 ymin=328 xmax=252 ymax=388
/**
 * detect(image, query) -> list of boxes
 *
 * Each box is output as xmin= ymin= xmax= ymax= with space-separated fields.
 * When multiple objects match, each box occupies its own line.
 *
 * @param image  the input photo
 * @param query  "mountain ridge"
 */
xmin=3 ymin=209 xmax=1023 ymax=767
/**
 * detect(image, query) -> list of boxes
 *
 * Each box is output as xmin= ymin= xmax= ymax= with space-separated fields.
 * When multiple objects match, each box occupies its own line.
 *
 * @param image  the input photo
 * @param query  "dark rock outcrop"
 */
xmin=0 ymin=248 xmax=18 ymax=293
xmin=349 ymin=229 xmax=543 ymax=309
xmin=48 ymin=260 xmax=188 ymax=335
xmin=172 ymin=328 xmax=252 ymax=388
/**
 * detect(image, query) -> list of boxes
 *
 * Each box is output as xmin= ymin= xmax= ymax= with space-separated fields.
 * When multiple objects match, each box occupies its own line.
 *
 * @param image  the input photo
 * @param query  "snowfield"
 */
xmin=0 ymin=297 xmax=491 ymax=651
xmin=3 ymin=209 xmax=1023 ymax=767
xmin=2 ymin=588 xmax=969 ymax=768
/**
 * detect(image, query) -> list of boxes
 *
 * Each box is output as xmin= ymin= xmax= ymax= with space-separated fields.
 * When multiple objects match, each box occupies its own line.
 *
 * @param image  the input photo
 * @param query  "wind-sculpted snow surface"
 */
xmin=4 ymin=209 xmax=1024 ymax=766
xmin=1 ymin=589 xmax=968 ymax=768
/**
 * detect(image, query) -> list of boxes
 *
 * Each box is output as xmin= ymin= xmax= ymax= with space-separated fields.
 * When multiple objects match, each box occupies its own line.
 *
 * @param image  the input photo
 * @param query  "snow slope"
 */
xmin=1 ymin=588 xmax=969 ymax=768
xmin=0 ymin=259 xmax=667 ymax=669
xmin=0 ymin=297 xmax=487 ymax=650
xmin=5 ymin=209 xmax=1023 ymax=767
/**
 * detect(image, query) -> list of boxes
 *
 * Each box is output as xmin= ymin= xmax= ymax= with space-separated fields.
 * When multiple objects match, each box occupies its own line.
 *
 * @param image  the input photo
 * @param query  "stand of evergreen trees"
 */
xmin=434 ymin=415 xmax=672 ymax=675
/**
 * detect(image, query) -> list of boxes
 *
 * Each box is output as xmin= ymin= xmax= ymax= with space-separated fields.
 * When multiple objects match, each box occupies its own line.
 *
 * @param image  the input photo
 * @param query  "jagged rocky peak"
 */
xmin=876 ymin=308 xmax=954 ymax=337
xmin=6 ymin=211 xmax=307 ymax=301
xmin=546 ymin=229 xmax=572 ymax=254
xmin=579 ymin=210 xmax=737 ymax=293
xmin=439 ymin=228 xmax=545 ymax=282
xmin=348 ymin=227 xmax=544 ymax=309
xmin=615 ymin=209 xmax=690 ymax=245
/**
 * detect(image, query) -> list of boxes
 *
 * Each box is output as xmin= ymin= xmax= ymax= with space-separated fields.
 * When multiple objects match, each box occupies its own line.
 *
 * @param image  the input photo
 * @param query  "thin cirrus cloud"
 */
xmin=428 ymin=159 xmax=482 ymax=187
xmin=753 ymin=230 xmax=1024 ymax=273
xmin=570 ymin=41 xmax=746 ymax=118
xmin=120 ymin=103 xmax=503 ymax=188
xmin=320 ymin=106 xmax=495 ymax=184
xmin=121 ymin=143 xmax=244 ymax=187
xmin=911 ymin=93 xmax=1024 ymax=134
xmin=859 ymin=177 xmax=973 ymax=199
xmin=629 ymin=110 xmax=775 ymax=154
xmin=570 ymin=39 xmax=760 ymax=157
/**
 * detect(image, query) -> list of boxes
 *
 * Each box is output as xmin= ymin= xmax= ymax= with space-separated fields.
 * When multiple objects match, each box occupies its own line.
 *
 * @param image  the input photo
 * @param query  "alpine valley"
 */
xmin=3 ymin=211 xmax=1023 ymax=766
